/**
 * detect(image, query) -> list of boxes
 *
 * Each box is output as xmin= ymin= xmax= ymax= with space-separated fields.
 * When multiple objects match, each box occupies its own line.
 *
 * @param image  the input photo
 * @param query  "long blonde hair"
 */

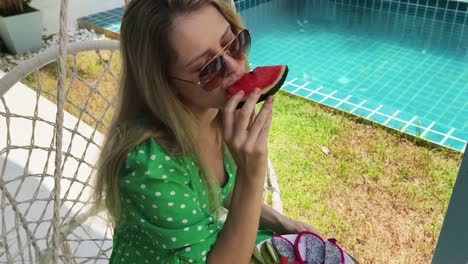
xmin=93 ymin=0 xmax=244 ymax=226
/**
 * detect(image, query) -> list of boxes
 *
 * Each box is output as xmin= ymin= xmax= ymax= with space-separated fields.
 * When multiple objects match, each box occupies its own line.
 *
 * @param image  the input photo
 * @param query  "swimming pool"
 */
xmin=238 ymin=0 xmax=468 ymax=152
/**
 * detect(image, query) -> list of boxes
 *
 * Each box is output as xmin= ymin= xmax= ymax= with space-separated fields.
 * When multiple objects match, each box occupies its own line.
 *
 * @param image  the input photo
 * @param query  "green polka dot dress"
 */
xmin=109 ymin=137 xmax=275 ymax=263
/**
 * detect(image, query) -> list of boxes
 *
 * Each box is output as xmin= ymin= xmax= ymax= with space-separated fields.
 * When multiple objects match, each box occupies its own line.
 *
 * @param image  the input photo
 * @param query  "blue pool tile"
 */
xmin=369 ymin=112 xmax=388 ymax=124
xmin=322 ymin=97 xmax=341 ymax=108
xmin=387 ymin=119 xmax=407 ymax=131
xmin=424 ymin=131 xmax=447 ymax=145
xmin=281 ymin=84 xmax=297 ymax=93
xmin=294 ymin=88 xmax=313 ymax=98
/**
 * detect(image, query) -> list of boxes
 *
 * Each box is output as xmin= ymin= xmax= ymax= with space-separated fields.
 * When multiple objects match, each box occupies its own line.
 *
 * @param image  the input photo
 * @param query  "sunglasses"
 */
xmin=171 ymin=28 xmax=251 ymax=91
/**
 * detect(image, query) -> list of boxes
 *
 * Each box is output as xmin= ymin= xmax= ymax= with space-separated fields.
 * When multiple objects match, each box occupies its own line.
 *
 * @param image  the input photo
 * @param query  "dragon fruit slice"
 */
xmin=293 ymin=231 xmax=326 ymax=264
xmin=324 ymin=238 xmax=345 ymax=264
xmin=271 ymin=235 xmax=296 ymax=264
xmin=305 ymin=233 xmax=325 ymax=264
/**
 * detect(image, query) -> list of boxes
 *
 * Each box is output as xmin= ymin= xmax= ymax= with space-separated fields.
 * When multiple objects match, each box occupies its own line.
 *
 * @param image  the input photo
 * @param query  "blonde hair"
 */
xmin=93 ymin=0 xmax=244 ymax=226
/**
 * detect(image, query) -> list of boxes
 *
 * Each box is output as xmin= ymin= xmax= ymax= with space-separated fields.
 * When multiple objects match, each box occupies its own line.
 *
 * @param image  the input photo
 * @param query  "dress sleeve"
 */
xmin=121 ymin=139 xmax=219 ymax=263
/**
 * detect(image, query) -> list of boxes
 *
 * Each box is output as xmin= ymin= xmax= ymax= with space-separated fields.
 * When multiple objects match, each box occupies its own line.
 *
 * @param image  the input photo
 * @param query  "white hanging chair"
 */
xmin=0 ymin=1 xmax=283 ymax=263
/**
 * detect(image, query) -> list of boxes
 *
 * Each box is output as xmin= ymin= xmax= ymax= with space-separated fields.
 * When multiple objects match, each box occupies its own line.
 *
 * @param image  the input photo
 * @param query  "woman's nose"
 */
xmin=223 ymin=51 xmax=245 ymax=80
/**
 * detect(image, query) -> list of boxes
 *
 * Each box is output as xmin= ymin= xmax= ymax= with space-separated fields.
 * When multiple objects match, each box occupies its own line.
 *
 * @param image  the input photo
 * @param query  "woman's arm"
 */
xmin=207 ymin=173 xmax=265 ymax=264
xmin=259 ymin=203 xmax=288 ymax=233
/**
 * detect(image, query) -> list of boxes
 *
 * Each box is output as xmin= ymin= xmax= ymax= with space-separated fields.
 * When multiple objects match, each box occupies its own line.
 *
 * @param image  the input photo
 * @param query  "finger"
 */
xmin=256 ymin=104 xmax=273 ymax=146
xmin=223 ymin=90 xmax=244 ymax=140
xmin=225 ymin=90 xmax=245 ymax=111
xmin=305 ymin=224 xmax=323 ymax=239
xmin=247 ymin=108 xmax=256 ymax=130
xmin=234 ymin=88 xmax=262 ymax=133
xmin=246 ymin=97 xmax=273 ymax=145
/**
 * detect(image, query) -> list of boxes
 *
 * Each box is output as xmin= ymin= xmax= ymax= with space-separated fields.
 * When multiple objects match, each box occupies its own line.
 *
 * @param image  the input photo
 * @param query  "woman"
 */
xmin=94 ymin=0 xmax=320 ymax=263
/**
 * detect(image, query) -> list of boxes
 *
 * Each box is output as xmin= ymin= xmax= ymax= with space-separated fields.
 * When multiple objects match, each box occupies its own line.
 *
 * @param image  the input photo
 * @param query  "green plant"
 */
xmin=0 ymin=0 xmax=32 ymax=16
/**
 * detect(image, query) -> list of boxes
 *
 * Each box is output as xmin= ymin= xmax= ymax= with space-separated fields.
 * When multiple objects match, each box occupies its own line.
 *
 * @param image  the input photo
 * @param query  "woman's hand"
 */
xmin=222 ymin=88 xmax=274 ymax=186
xmin=278 ymin=217 xmax=323 ymax=239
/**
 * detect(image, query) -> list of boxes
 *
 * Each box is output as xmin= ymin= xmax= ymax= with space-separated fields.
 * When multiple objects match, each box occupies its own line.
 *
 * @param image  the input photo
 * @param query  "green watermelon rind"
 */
xmin=236 ymin=65 xmax=289 ymax=109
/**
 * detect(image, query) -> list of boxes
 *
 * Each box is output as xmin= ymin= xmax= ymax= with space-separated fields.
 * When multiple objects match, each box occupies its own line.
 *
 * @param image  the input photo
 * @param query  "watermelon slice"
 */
xmin=227 ymin=65 xmax=289 ymax=108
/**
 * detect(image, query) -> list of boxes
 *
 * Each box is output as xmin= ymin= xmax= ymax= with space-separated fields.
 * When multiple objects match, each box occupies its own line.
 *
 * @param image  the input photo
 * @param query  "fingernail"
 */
xmin=238 ymin=90 xmax=244 ymax=96
xmin=253 ymin=88 xmax=261 ymax=94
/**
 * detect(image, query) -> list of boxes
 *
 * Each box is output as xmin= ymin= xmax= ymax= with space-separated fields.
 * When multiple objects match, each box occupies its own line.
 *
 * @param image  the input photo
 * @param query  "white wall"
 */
xmin=30 ymin=0 xmax=124 ymax=35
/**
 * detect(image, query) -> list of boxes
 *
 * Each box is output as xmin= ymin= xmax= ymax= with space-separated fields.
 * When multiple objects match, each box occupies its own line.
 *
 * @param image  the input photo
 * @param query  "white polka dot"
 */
xmin=151 ymin=154 xmax=156 ymax=160
xmin=136 ymin=161 xmax=141 ymax=165
xmin=152 ymin=204 xmax=158 ymax=208
xmin=202 ymin=251 xmax=207 ymax=256
xmin=125 ymin=180 xmax=130 ymax=184
xmin=184 ymin=227 xmax=189 ymax=231
xmin=209 ymin=229 xmax=214 ymax=233
xmin=202 ymin=191 xmax=206 ymax=196
xmin=185 ymin=247 xmax=191 ymax=252
xmin=203 ymin=204 xmax=206 ymax=208
xmin=158 ymin=164 xmax=163 ymax=169
xmin=191 ymin=162 xmax=195 ymax=166
xmin=126 ymin=199 xmax=131 ymax=203
xmin=139 ymin=150 xmax=145 ymax=154
xmin=131 ymin=171 xmax=136 ymax=176
xmin=189 ymin=259 xmax=193 ymax=263
xmin=165 ymin=156 xmax=171 ymax=160
xmin=198 ymin=226 xmax=202 ymax=231
xmin=203 ymin=256 xmax=206 ymax=261
xmin=184 ymin=193 xmax=189 ymax=197
xmin=127 ymin=152 xmax=132 ymax=157
xmin=180 ymin=204 xmax=186 ymax=209
xmin=145 ymin=171 xmax=150 ymax=175
xmin=141 ymin=195 xmax=146 ymax=200
xmin=168 ymin=202 xmax=174 ymax=207
xmin=140 ymin=184 xmax=146 ymax=189
xmin=155 ymin=192 xmax=161 ymax=196
xmin=162 ymin=175 xmax=168 ymax=179
xmin=170 ymin=191 xmax=176 ymax=196
xmin=167 ymin=217 xmax=173 ymax=222
xmin=162 ymin=244 xmax=167 ymax=249
xmin=182 ymin=219 xmax=188 ymax=223
xmin=192 ymin=210 xmax=197 ymax=214
xmin=171 ymin=237 xmax=177 ymax=242
xmin=140 ymin=219 xmax=145 ymax=223
xmin=156 ymin=256 xmax=160 ymax=260
xmin=153 ymin=216 xmax=159 ymax=220
xmin=170 ymin=169 xmax=175 ymax=172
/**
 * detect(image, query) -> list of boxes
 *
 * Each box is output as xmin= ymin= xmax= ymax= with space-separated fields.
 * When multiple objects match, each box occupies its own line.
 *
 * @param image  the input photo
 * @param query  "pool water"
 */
xmin=239 ymin=0 xmax=468 ymax=151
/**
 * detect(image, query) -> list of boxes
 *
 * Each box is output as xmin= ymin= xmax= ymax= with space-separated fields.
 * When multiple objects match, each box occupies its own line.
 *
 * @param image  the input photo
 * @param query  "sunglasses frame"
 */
xmin=171 ymin=27 xmax=251 ymax=90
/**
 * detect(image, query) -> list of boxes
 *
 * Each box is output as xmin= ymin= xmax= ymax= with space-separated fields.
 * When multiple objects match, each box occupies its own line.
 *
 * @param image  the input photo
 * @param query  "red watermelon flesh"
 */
xmin=227 ymin=65 xmax=289 ymax=108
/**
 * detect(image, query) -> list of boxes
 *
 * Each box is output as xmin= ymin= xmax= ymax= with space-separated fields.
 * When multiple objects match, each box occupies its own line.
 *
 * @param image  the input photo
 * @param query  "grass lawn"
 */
xmin=25 ymin=51 xmax=462 ymax=263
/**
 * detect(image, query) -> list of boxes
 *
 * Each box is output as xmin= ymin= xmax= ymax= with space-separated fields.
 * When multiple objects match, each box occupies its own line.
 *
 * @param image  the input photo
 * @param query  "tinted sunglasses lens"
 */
xmin=229 ymin=30 xmax=251 ymax=59
xmin=200 ymin=56 xmax=225 ymax=90
xmin=200 ymin=56 xmax=223 ymax=83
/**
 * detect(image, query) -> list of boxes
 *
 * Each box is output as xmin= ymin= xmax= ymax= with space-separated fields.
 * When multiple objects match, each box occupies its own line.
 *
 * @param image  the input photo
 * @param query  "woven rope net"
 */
xmin=0 ymin=40 xmax=119 ymax=263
